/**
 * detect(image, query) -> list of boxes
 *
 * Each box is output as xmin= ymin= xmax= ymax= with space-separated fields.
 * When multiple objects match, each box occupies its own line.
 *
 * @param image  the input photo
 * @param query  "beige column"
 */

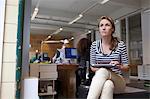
xmin=0 ymin=0 xmax=19 ymax=99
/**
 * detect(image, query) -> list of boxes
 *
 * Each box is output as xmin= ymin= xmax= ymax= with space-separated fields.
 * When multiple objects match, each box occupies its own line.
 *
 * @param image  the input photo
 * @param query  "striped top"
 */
xmin=90 ymin=40 xmax=128 ymax=75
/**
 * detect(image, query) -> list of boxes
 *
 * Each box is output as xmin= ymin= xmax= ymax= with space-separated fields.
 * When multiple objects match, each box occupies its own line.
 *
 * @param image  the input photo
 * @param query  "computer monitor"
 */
xmin=65 ymin=48 xmax=77 ymax=59
xmin=41 ymin=52 xmax=50 ymax=61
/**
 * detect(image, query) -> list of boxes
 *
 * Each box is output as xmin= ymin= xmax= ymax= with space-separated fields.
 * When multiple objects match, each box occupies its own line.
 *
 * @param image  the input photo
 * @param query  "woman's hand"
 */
xmin=110 ymin=61 xmax=121 ymax=68
xmin=110 ymin=61 xmax=129 ymax=71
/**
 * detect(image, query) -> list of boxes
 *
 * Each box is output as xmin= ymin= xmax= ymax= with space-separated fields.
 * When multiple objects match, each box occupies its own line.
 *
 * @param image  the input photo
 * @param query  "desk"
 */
xmin=29 ymin=63 xmax=78 ymax=98
xmin=29 ymin=63 xmax=58 ymax=98
xmin=57 ymin=64 xmax=78 ymax=98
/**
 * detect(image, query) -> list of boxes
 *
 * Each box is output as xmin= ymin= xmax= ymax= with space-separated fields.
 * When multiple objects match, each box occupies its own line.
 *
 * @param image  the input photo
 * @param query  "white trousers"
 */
xmin=87 ymin=68 xmax=126 ymax=99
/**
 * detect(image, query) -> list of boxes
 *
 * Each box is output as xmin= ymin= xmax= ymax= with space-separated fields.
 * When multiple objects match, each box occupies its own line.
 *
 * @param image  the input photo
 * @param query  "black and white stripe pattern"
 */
xmin=90 ymin=40 xmax=128 ymax=75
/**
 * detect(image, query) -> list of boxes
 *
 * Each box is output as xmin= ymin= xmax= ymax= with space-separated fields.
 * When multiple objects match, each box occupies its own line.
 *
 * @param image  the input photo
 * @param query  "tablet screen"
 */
xmin=91 ymin=64 xmax=115 ymax=68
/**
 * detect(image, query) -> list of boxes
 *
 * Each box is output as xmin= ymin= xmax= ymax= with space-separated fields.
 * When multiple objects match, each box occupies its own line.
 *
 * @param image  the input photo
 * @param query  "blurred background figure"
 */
xmin=76 ymin=38 xmax=92 ymax=97
xmin=52 ymin=42 xmax=69 ymax=64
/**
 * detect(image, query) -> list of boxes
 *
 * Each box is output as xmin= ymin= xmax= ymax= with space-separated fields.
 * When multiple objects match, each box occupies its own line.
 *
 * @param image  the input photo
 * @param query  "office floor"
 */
xmin=127 ymin=76 xmax=150 ymax=92
xmin=40 ymin=76 xmax=150 ymax=99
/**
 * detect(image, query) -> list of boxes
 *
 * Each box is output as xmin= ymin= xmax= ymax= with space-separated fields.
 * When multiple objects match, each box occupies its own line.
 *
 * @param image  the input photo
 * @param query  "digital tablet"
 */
xmin=91 ymin=64 xmax=115 ymax=68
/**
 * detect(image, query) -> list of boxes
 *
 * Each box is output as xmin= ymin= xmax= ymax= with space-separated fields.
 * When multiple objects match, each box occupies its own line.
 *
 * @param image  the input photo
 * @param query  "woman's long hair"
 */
xmin=98 ymin=16 xmax=119 ymax=50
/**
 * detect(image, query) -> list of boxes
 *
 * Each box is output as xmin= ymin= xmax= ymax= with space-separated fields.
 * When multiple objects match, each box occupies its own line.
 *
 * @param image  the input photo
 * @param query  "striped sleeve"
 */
xmin=119 ymin=41 xmax=128 ymax=66
xmin=90 ymin=41 xmax=96 ymax=66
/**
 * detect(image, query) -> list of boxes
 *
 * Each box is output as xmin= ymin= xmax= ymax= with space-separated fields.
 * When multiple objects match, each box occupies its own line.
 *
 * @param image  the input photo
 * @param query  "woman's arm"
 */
xmin=120 ymin=41 xmax=129 ymax=72
xmin=115 ymin=63 xmax=130 ymax=72
xmin=110 ymin=61 xmax=130 ymax=72
xmin=90 ymin=42 xmax=97 ymax=72
xmin=119 ymin=64 xmax=130 ymax=72
xmin=111 ymin=42 xmax=130 ymax=72
xmin=110 ymin=41 xmax=130 ymax=72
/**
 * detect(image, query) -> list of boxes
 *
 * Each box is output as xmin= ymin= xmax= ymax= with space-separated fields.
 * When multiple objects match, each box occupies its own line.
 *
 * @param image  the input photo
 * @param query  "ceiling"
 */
xmin=31 ymin=0 xmax=141 ymax=39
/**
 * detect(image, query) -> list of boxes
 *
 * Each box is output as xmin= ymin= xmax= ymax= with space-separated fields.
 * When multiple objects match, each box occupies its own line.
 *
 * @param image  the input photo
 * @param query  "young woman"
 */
xmin=87 ymin=16 xmax=129 ymax=99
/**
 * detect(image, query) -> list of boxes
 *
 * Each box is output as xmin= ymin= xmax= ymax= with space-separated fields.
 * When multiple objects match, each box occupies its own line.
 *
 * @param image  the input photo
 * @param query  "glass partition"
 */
xmin=121 ymin=13 xmax=142 ymax=76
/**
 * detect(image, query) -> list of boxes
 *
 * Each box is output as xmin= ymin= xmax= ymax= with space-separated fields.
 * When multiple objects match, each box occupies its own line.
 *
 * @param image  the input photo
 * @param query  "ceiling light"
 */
xmin=68 ymin=37 xmax=74 ymax=41
xmin=68 ymin=1 xmax=100 ymax=25
xmin=59 ymin=27 xmax=63 ymax=31
xmin=71 ymin=37 xmax=74 ymax=40
xmin=100 ymin=0 xmax=110 ymax=4
xmin=81 ymin=2 xmax=98 ymax=15
xmin=68 ymin=14 xmax=83 ymax=24
xmin=68 ymin=1 xmax=98 ymax=24
xmin=42 ymin=40 xmax=61 ymax=44
xmin=63 ymin=39 xmax=69 ymax=44
xmin=82 ymin=30 xmax=93 ymax=36
xmin=52 ymin=27 xmax=63 ymax=35
xmin=31 ymin=8 xmax=39 ymax=20
xmin=31 ymin=0 xmax=41 ymax=20
xmin=88 ymin=30 xmax=92 ymax=33
xmin=35 ymin=50 xmax=39 ymax=53
xmin=44 ymin=35 xmax=52 ymax=41
xmin=48 ymin=35 xmax=51 ymax=38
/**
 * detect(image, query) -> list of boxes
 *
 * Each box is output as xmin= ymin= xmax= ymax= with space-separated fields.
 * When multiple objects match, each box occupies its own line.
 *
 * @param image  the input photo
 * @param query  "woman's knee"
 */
xmin=103 ymin=80 xmax=114 ymax=89
xmin=94 ymin=68 xmax=110 ymax=78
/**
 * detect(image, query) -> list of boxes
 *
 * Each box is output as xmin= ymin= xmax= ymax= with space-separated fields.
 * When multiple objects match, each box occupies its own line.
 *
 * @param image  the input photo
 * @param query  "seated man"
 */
xmin=52 ymin=43 xmax=69 ymax=64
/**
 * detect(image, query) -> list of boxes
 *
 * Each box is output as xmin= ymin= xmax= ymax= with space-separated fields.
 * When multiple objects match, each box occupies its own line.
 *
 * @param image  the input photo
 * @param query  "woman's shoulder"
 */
xmin=118 ymin=40 xmax=126 ymax=47
xmin=92 ymin=40 xmax=100 ymax=45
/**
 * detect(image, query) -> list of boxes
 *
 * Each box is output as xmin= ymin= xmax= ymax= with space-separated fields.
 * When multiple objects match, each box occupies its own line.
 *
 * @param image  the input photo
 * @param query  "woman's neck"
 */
xmin=101 ymin=37 xmax=111 ymax=45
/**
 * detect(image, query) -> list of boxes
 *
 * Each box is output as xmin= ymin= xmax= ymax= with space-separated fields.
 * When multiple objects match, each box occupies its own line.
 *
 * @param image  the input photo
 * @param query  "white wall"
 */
xmin=114 ymin=21 xmax=121 ymax=39
xmin=141 ymin=0 xmax=150 ymax=64
xmin=0 ymin=0 xmax=6 ymax=90
xmin=73 ymin=32 xmax=87 ymax=47
xmin=95 ymin=30 xmax=100 ymax=40
xmin=141 ymin=11 xmax=150 ymax=64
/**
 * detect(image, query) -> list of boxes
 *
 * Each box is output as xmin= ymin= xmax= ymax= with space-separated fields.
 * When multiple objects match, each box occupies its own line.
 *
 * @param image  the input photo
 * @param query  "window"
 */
xmin=121 ymin=13 xmax=142 ymax=76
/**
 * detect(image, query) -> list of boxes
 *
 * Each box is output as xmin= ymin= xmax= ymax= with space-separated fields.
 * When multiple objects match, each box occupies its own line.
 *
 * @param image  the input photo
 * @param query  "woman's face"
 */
xmin=99 ymin=19 xmax=114 ymax=37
